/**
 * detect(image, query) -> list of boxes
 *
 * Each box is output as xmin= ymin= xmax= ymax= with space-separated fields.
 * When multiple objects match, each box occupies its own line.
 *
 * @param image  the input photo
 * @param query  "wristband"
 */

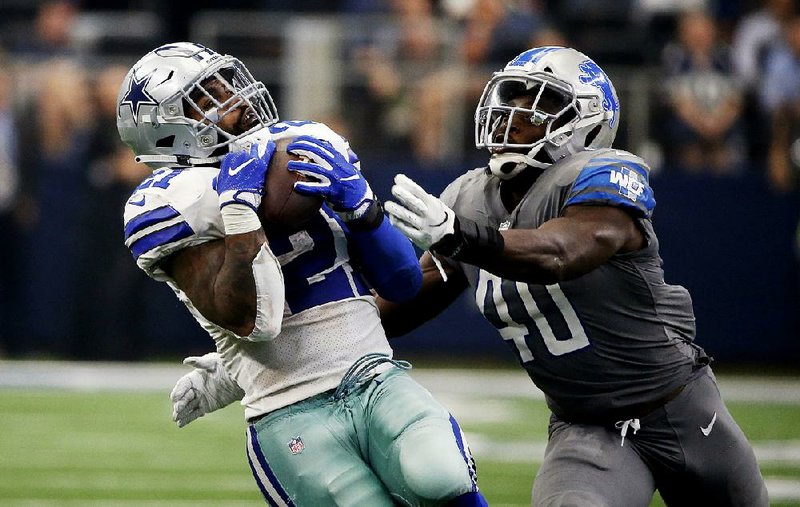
xmin=220 ymin=203 xmax=262 ymax=235
xmin=340 ymin=199 xmax=385 ymax=231
xmin=431 ymin=215 xmax=504 ymax=263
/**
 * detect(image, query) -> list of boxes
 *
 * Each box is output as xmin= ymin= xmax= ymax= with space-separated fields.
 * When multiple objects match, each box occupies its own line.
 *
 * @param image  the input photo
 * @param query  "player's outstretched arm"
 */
xmin=485 ymin=205 xmax=644 ymax=283
xmin=170 ymin=353 xmax=244 ymax=428
xmin=164 ymin=143 xmax=284 ymax=341
xmin=386 ymin=174 xmax=643 ymax=284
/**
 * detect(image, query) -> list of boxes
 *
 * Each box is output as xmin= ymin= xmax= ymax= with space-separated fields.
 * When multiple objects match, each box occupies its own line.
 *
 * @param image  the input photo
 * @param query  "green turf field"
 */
xmin=1 ymin=364 xmax=799 ymax=506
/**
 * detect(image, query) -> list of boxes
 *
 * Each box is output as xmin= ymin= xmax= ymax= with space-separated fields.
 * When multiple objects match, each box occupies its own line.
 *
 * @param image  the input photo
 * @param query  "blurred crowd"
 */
xmin=0 ymin=0 xmax=799 ymax=360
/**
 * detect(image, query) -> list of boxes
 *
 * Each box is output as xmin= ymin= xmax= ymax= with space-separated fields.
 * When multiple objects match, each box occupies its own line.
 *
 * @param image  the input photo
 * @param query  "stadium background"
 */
xmin=0 ymin=0 xmax=798 ymax=505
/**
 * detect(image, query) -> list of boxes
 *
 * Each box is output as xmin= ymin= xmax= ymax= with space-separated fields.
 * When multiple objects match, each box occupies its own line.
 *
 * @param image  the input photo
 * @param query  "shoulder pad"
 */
xmin=564 ymin=150 xmax=656 ymax=218
xmin=439 ymin=167 xmax=487 ymax=208
xmin=123 ymin=167 xmax=222 ymax=278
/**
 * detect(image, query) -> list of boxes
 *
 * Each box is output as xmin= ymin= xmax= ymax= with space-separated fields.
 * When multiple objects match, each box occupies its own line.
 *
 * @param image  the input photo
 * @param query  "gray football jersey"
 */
xmin=442 ymin=148 xmax=707 ymax=423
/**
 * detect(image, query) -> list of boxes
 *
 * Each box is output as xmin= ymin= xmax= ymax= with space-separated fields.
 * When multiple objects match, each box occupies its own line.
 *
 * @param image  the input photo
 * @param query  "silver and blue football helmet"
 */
xmin=475 ymin=46 xmax=620 ymax=179
xmin=117 ymin=42 xmax=278 ymax=169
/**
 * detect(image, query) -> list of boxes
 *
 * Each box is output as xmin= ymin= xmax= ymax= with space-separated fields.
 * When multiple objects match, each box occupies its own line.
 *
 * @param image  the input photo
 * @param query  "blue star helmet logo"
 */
xmin=120 ymin=72 xmax=158 ymax=125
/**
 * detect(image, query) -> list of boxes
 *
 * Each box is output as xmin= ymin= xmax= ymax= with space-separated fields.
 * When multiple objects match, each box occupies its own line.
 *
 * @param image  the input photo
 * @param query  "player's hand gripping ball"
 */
xmin=260 ymin=138 xmax=323 ymax=232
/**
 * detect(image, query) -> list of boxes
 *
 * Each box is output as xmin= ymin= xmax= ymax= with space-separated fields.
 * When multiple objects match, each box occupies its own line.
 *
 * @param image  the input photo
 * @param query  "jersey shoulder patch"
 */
xmin=564 ymin=150 xmax=656 ymax=218
xmin=123 ymin=167 xmax=221 ymax=278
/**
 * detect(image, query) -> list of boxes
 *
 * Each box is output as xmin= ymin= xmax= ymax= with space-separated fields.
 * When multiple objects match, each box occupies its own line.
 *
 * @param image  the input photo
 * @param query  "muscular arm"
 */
xmin=379 ymin=205 xmax=642 ymax=336
xmin=163 ymin=230 xmax=267 ymax=337
xmin=377 ymin=251 xmax=468 ymax=337
xmin=480 ymin=205 xmax=644 ymax=284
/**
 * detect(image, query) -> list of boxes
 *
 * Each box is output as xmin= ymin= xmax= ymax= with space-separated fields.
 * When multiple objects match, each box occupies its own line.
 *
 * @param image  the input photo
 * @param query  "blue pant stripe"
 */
xmin=247 ymin=426 xmax=294 ymax=506
xmin=449 ymin=414 xmax=478 ymax=491
xmin=246 ymin=439 xmax=276 ymax=506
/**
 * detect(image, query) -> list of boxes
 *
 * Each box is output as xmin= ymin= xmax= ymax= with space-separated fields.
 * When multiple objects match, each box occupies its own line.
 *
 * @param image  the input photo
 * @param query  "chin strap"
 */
xmin=488 ymin=153 xmax=535 ymax=179
xmin=135 ymin=154 xmax=222 ymax=167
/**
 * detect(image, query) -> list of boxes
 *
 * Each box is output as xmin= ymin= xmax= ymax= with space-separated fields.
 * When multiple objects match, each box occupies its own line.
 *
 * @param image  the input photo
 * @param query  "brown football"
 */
xmin=259 ymin=137 xmax=323 ymax=233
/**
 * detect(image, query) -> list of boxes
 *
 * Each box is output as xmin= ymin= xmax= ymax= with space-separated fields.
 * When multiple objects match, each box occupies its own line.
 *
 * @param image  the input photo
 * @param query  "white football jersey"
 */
xmin=123 ymin=121 xmax=392 ymax=420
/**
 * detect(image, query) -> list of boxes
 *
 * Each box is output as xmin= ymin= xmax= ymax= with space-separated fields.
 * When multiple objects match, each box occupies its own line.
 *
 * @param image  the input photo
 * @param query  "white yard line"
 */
xmin=0 ymin=360 xmax=190 ymax=391
xmin=2 ymin=361 xmax=798 ymax=404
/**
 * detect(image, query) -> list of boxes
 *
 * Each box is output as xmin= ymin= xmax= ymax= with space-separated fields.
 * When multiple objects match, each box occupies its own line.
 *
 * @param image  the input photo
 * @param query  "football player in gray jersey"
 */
xmin=383 ymin=46 xmax=768 ymax=506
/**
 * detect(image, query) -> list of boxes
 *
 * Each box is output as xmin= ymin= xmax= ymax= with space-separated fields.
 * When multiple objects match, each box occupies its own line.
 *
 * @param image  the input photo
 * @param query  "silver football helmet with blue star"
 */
xmin=117 ymin=42 xmax=278 ymax=169
xmin=475 ymin=46 xmax=620 ymax=179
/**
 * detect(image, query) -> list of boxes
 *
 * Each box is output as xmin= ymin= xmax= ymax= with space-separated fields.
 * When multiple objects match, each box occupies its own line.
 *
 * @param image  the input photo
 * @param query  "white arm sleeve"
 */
xmin=236 ymin=242 xmax=285 ymax=342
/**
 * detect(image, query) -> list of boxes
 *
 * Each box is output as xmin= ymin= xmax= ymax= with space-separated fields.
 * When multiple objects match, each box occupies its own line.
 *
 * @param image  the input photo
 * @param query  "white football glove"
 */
xmin=385 ymin=174 xmax=456 ymax=251
xmin=170 ymin=353 xmax=244 ymax=428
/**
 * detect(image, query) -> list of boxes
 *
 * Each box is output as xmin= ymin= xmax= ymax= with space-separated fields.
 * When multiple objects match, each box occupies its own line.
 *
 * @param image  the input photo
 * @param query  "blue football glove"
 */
xmin=286 ymin=135 xmax=375 ymax=217
xmin=217 ymin=141 xmax=276 ymax=212
xmin=217 ymin=141 xmax=275 ymax=234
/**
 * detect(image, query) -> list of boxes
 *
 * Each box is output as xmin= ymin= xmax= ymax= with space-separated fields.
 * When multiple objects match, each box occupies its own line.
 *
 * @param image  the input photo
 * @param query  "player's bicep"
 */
xmin=562 ymin=204 xmax=644 ymax=251
xmin=536 ymin=204 xmax=643 ymax=274
xmin=496 ymin=205 xmax=643 ymax=283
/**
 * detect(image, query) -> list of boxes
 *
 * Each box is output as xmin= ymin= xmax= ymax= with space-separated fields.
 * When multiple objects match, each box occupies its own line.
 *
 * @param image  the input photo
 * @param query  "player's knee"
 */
xmin=397 ymin=423 xmax=475 ymax=502
xmin=533 ymin=490 xmax=610 ymax=507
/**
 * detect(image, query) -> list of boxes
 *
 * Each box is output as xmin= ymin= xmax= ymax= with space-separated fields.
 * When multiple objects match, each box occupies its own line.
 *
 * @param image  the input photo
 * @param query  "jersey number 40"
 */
xmin=476 ymin=270 xmax=590 ymax=362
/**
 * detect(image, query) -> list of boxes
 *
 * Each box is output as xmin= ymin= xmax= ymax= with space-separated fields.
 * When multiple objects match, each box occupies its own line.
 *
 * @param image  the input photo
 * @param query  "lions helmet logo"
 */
xmin=578 ymin=60 xmax=618 ymax=127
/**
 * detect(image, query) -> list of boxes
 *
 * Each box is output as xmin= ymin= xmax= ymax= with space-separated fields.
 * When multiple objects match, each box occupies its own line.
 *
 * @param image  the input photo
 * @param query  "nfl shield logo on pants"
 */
xmin=287 ymin=436 xmax=305 ymax=455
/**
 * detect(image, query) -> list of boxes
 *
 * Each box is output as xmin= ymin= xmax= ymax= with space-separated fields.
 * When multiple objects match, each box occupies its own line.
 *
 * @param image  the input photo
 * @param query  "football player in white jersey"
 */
xmin=382 ymin=47 xmax=768 ymax=506
xmin=117 ymin=42 xmax=487 ymax=507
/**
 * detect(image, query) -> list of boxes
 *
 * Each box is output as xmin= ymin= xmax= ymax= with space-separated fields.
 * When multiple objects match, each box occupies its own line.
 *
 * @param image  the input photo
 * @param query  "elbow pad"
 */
xmin=238 ymin=243 xmax=285 ymax=342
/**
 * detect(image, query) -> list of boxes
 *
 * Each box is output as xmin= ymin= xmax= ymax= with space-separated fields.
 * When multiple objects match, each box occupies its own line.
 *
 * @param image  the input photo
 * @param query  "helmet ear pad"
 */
xmin=584 ymin=125 xmax=603 ymax=148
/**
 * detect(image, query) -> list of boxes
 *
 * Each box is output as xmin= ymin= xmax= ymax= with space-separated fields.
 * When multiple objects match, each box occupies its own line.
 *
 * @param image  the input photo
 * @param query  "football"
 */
xmin=259 ymin=138 xmax=323 ymax=233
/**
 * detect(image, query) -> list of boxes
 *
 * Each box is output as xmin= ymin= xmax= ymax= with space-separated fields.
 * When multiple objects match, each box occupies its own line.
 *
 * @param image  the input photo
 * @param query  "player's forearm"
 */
xmin=169 ymin=231 xmax=283 ymax=341
xmin=349 ymin=215 xmax=422 ymax=303
xmin=480 ymin=229 xmax=569 ymax=284
xmin=476 ymin=223 xmax=620 ymax=284
xmin=214 ymin=230 xmax=267 ymax=336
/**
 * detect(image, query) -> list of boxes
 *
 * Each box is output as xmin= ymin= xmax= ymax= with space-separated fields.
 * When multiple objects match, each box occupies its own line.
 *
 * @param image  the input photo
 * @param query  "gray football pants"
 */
xmin=532 ymin=368 xmax=768 ymax=507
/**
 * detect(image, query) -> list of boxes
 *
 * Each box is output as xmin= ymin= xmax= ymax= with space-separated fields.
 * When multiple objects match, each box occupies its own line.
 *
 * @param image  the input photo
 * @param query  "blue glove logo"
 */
xmin=217 ymin=141 xmax=276 ymax=211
